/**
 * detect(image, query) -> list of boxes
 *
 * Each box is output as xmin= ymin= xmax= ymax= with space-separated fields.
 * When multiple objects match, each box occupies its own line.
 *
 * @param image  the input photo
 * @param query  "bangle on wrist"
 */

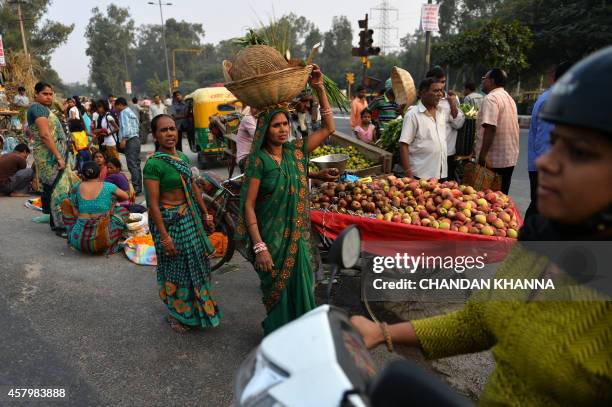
xmin=380 ymin=322 xmax=394 ymax=353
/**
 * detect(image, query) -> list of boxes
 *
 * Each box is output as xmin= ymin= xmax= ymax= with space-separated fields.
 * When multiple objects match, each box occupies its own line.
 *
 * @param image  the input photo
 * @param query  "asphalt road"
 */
xmin=0 ymin=121 xmax=531 ymax=406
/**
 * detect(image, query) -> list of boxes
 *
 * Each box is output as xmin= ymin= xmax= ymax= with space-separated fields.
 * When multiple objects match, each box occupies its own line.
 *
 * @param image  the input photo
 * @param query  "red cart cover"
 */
xmin=311 ymin=209 xmax=523 ymax=263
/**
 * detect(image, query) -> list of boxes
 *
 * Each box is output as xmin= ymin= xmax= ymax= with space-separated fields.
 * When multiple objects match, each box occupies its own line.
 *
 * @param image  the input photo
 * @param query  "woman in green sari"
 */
xmin=28 ymin=81 xmax=73 ymax=236
xmin=144 ymin=114 xmax=220 ymax=333
xmin=236 ymin=64 xmax=336 ymax=335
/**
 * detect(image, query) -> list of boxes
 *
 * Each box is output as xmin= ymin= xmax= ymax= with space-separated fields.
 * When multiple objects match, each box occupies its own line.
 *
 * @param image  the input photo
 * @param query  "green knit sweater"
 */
xmin=411 ymin=246 xmax=612 ymax=406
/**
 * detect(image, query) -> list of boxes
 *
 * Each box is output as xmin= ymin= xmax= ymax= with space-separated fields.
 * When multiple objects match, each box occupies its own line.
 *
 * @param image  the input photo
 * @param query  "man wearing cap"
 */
xmin=367 ymin=79 xmax=401 ymax=137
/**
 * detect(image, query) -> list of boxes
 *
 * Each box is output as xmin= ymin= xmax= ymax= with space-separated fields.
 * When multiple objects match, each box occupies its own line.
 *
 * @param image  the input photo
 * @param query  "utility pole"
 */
xmin=9 ymin=0 xmax=33 ymax=75
xmin=424 ymin=0 xmax=433 ymax=73
xmin=148 ymin=1 xmax=173 ymax=97
xmin=370 ymin=0 xmax=399 ymax=54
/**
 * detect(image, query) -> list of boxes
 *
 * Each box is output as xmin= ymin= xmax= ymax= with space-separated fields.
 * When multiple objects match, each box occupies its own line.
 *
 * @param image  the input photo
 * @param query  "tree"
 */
xmin=433 ymin=19 xmax=533 ymax=75
xmin=497 ymin=0 xmax=612 ymax=72
xmin=318 ymin=16 xmax=353 ymax=85
xmin=399 ymin=30 xmax=429 ymax=84
xmin=0 ymin=0 xmax=73 ymax=88
xmin=132 ymin=18 xmax=205 ymax=95
xmin=85 ymin=4 xmax=135 ymax=97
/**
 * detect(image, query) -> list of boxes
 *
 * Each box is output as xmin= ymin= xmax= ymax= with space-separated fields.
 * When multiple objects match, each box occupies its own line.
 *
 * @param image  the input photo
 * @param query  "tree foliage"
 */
xmin=318 ymin=16 xmax=353 ymax=85
xmin=433 ymin=19 xmax=533 ymax=73
xmin=0 ymin=0 xmax=73 ymax=90
xmin=85 ymin=4 xmax=135 ymax=97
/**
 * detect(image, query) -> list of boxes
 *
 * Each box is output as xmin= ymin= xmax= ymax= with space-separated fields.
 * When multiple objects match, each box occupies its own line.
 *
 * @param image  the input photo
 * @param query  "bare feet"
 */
xmin=166 ymin=316 xmax=190 ymax=333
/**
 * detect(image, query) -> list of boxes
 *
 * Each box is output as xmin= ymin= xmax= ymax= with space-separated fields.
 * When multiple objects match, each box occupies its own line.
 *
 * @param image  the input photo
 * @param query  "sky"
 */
xmin=46 ymin=0 xmax=423 ymax=83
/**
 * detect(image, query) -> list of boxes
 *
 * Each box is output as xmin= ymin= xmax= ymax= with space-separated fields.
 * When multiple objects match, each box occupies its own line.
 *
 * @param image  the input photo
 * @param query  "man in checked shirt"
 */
xmin=475 ymin=69 xmax=520 ymax=194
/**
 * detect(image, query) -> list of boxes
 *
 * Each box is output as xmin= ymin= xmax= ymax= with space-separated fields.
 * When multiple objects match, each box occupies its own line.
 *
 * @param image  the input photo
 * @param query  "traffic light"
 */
xmin=345 ymin=72 xmax=355 ymax=84
xmin=352 ymin=14 xmax=381 ymax=57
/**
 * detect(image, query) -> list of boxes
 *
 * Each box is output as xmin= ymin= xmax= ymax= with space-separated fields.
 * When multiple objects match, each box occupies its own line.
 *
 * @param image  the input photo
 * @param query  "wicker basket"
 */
xmin=230 ymin=45 xmax=289 ymax=81
xmin=225 ymin=65 xmax=313 ymax=109
xmin=391 ymin=66 xmax=416 ymax=106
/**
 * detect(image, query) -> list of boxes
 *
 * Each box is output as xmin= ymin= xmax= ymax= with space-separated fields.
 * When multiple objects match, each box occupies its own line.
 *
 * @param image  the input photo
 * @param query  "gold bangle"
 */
xmin=380 ymin=322 xmax=394 ymax=353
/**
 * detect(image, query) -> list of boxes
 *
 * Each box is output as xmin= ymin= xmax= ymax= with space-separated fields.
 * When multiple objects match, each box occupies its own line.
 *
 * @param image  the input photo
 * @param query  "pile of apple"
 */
xmin=311 ymin=175 xmax=520 ymax=239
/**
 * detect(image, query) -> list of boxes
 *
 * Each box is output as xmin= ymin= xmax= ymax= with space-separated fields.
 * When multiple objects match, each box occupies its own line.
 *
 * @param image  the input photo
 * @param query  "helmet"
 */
xmin=540 ymin=46 xmax=612 ymax=135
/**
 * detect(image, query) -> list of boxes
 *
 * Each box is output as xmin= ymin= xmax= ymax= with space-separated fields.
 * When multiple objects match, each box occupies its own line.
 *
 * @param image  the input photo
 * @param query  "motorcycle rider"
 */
xmin=352 ymin=47 xmax=612 ymax=406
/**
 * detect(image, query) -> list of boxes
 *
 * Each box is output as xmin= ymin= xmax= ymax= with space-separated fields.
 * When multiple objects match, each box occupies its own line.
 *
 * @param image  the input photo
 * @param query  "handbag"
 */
xmin=462 ymin=161 xmax=502 ymax=192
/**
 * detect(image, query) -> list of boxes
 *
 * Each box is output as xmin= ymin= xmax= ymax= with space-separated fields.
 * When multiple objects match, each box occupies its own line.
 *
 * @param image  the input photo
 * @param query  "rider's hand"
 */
xmin=57 ymin=157 xmax=66 ymax=170
xmin=350 ymin=315 xmax=385 ymax=349
xmin=255 ymin=250 xmax=274 ymax=273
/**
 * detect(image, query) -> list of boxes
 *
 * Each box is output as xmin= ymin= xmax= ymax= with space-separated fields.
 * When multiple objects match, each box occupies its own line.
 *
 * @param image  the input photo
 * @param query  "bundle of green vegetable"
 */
xmin=459 ymin=103 xmax=479 ymax=119
xmin=231 ymin=29 xmax=349 ymax=112
xmin=376 ymin=117 xmax=403 ymax=162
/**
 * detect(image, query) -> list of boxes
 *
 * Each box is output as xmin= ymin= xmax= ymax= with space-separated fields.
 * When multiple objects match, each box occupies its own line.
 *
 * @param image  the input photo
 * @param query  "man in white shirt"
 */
xmin=425 ymin=66 xmax=465 ymax=181
xmin=13 ymin=86 xmax=29 ymax=108
xmin=440 ymin=92 xmax=464 ymax=180
xmin=399 ymin=78 xmax=447 ymax=179
xmin=149 ymin=94 xmax=167 ymax=121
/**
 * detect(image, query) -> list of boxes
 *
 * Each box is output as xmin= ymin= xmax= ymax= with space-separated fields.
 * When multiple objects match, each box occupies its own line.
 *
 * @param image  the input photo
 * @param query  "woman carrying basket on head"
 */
xmin=144 ymin=114 xmax=220 ymax=333
xmin=236 ymin=64 xmax=336 ymax=335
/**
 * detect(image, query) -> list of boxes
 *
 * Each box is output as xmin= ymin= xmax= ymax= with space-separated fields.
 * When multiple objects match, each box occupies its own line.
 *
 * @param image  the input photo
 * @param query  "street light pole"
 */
xmin=148 ymin=1 xmax=173 ymax=97
xmin=424 ymin=0 xmax=432 ymax=74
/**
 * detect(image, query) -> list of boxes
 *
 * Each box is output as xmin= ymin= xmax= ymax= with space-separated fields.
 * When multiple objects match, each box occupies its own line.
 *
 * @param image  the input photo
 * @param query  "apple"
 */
xmin=376 ymin=213 xmax=384 ymax=221
xmin=507 ymin=228 xmax=518 ymax=239
xmin=468 ymin=227 xmax=480 ymax=234
xmin=480 ymin=226 xmax=494 ymax=236
xmin=439 ymin=222 xmax=451 ymax=230
xmin=384 ymin=212 xmax=394 ymax=222
xmin=456 ymin=212 xmax=467 ymax=223
xmin=494 ymin=229 xmax=507 ymax=237
xmin=419 ymin=210 xmax=429 ymax=219
xmin=474 ymin=214 xmax=487 ymax=224
xmin=402 ymin=218 xmax=411 ymax=224
xmin=411 ymin=219 xmax=422 ymax=226
xmin=493 ymin=219 xmax=505 ymax=229
xmin=486 ymin=214 xmax=498 ymax=224
xmin=462 ymin=208 xmax=472 ymax=218
xmin=421 ymin=218 xmax=432 ymax=227
xmin=458 ymin=226 xmax=469 ymax=234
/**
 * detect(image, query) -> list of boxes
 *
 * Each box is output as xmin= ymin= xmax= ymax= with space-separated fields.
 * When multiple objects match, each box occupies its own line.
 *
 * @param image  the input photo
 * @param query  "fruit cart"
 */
xmin=309 ymin=175 xmax=523 ymax=261
xmin=185 ymin=87 xmax=242 ymax=168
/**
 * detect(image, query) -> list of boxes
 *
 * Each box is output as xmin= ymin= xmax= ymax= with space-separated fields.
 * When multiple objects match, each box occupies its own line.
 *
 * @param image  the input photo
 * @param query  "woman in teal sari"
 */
xmin=144 ymin=114 xmax=220 ymax=333
xmin=236 ymin=64 xmax=336 ymax=335
xmin=28 ymin=81 xmax=74 ymax=236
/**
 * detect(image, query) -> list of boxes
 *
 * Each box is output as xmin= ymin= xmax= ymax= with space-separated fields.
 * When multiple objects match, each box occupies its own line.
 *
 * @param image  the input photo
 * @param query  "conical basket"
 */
xmin=391 ymin=66 xmax=416 ymax=106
